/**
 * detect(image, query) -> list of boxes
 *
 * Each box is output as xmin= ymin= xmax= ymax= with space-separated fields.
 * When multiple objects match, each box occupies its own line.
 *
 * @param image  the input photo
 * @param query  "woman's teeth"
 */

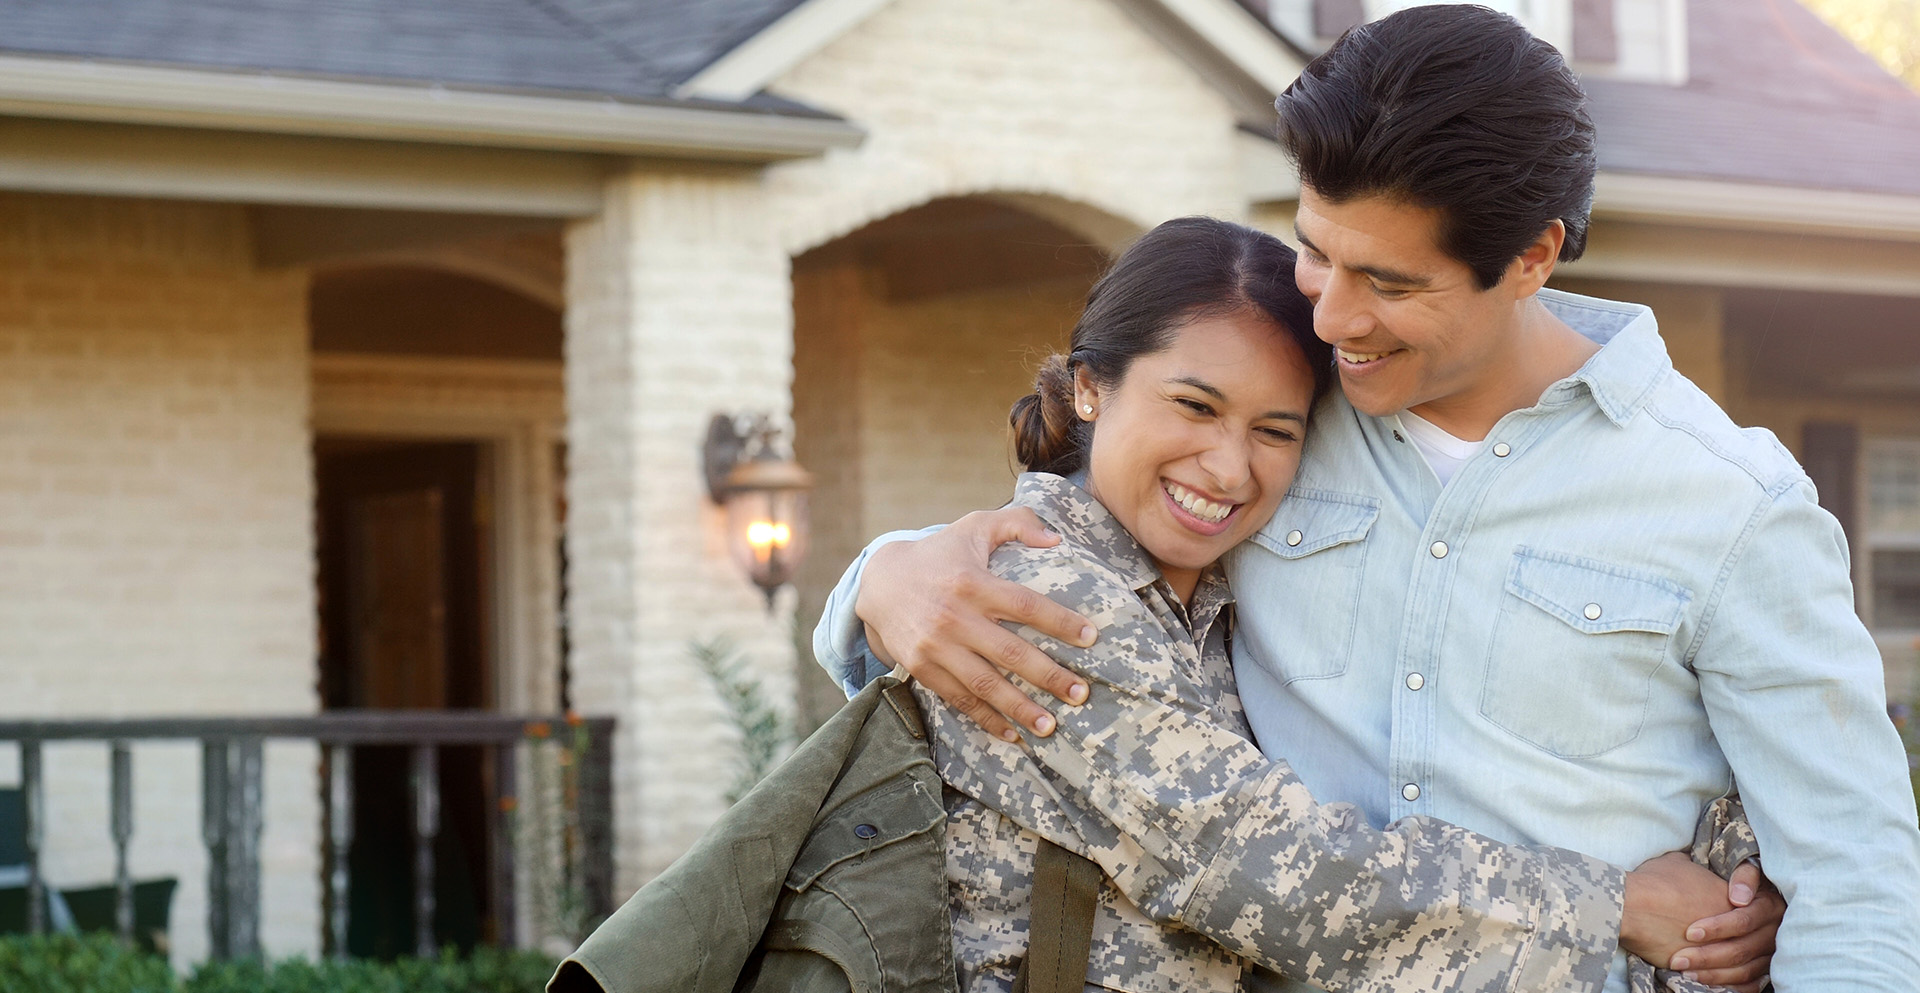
xmin=1164 ymin=481 xmax=1233 ymax=523
xmin=1337 ymin=348 xmax=1390 ymax=365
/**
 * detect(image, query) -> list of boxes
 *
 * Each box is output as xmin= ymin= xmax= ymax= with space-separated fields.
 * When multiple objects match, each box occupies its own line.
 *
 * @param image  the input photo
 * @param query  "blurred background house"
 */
xmin=1 ymin=0 xmax=1916 ymax=966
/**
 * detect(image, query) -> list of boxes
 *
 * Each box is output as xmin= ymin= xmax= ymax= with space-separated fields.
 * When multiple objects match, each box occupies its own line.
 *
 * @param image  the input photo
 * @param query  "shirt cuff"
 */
xmin=810 ymin=528 xmax=937 ymax=697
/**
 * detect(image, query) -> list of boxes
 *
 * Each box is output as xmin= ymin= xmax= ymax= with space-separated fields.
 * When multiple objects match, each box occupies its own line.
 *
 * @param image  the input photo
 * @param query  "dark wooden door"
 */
xmin=316 ymin=440 xmax=492 ymax=957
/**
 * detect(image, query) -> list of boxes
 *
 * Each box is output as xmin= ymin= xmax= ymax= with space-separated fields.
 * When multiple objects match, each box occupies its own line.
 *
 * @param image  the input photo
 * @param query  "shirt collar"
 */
xmin=1533 ymin=288 xmax=1673 ymax=426
xmin=1009 ymin=472 xmax=1231 ymax=604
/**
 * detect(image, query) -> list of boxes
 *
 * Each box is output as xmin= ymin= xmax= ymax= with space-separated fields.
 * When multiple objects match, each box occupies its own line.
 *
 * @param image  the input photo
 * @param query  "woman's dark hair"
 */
xmin=1011 ymin=216 xmax=1331 ymax=476
xmin=1276 ymin=4 xmax=1597 ymax=289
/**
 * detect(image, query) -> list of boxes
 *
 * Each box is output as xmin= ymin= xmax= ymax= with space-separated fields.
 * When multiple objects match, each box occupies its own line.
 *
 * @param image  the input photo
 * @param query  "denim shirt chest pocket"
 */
xmin=1479 ymin=547 xmax=1693 ymax=758
xmin=1248 ymin=490 xmax=1380 ymax=682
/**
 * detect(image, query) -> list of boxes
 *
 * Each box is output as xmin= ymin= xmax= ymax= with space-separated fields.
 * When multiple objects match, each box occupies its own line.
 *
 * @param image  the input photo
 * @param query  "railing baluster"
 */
xmin=231 ymin=738 xmax=264 ymax=959
xmin=201 ymin=740 xmax=230 ymax=959
xmin=20 ymin=741 xmax=43 ymax=936
xmin=493 ymin=741 xmax=517 ymax=949
xmin=580 ymin=720 xmax=615 ymax=922
xmin=110 ymin=741 xmax=133 ymax=944
xmin=326 ymin=744 xmax=353 ymax=961
xmin=411 ymin=745 xmax=439 ymax=959
xmin=202 ymin=737 xmax=230 ymax=956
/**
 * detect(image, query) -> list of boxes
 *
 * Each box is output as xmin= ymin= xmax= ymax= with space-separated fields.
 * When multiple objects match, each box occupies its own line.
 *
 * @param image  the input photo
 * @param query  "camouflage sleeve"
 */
xmin=989 ymin=543 xmax=1626 ymax=993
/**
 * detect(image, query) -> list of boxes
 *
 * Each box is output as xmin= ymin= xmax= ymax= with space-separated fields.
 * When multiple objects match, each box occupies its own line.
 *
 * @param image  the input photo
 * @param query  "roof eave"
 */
xmin=1595 ymin=170 xmax=1920 ymax=243
xmin=0 ymin=54 xmax=865 ymax=162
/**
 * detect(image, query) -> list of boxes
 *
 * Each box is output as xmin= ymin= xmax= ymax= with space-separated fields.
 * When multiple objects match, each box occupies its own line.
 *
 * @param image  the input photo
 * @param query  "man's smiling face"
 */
xmin=1291 ymin=187 xmax=1528 ymax=422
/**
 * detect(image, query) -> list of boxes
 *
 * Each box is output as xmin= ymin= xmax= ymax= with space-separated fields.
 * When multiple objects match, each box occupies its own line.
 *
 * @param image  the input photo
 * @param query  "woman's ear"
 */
xmin=1073 ymin=367 xmax=1099 ymax=420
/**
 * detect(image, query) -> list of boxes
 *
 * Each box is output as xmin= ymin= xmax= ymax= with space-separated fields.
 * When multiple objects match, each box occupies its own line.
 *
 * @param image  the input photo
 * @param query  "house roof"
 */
xmin=0 ymin=0 xmax=813 ymax=107
xmin=1583 ymin=0 xmax=1920 ymax=197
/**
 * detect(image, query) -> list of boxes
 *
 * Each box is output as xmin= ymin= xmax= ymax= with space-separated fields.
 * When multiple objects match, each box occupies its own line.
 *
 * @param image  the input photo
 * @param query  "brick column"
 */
xmin=563 ymin=168 xmax=799 ymax=891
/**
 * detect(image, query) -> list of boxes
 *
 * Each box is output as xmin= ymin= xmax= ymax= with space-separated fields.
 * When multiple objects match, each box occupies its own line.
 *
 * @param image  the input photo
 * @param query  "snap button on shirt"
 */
xmin=1492 ymin=442 xmax=1512 ymax=458
xmin=1584 ymin=603 xmax=1603 ymax=621
xmin=1286 ymin=529 xmax=1303 ymax=547
xmin=1405 ymin=672 xmax=1425 ymax=691
xmin=1402 ymin=783 xmax=1421 ymax=802
xmin=1430 ymin=540 xmax=1449 ymax=559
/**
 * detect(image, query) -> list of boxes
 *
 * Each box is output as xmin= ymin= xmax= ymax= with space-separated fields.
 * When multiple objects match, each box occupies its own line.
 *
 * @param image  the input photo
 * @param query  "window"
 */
xmin=1863 ymin=440 xmax=1920 ymax=702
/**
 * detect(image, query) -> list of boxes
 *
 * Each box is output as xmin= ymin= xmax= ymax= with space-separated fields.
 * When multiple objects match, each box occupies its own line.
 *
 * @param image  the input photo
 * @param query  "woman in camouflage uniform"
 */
xmin=910 ymin=217 xmax=1773 ymax=993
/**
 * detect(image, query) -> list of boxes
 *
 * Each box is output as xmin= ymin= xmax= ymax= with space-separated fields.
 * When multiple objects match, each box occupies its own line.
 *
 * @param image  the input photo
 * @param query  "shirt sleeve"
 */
xmin=982 ymin=545 xmax=1625 ymax=993
xmin=810 ymin=527 xmax=942 ymax=696
xmin=1689 ymin=479 xmax=1920 ymax=991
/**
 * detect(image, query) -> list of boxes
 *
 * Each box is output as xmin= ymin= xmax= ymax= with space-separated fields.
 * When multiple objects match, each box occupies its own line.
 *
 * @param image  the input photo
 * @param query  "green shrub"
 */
xmin=0 ymin=933 xmax=172 ymax=993
xmin=0 ymin=934 xmax=557 ymax=993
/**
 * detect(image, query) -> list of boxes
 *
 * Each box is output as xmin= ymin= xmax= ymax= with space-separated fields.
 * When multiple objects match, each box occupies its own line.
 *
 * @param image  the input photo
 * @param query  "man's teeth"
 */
xmin=1165 ymin=481 xmax=1233 ymax=523
xmin=1337 ymin=348 xmax=1390 ymax=365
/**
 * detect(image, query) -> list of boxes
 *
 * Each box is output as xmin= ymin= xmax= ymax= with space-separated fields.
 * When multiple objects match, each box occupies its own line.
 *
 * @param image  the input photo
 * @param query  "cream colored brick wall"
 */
xmin=0 ymin=192 xmax=318 ymax=965
xmin=564 ymin=170 xmax=801 ymax=889
xmin=765 ymin=0 xmax=1246 ymax=255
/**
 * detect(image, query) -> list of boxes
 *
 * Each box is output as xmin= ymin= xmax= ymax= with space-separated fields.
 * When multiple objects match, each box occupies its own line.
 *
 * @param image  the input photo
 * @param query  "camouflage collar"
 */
xmin=1009 ymin=472 xmax=1232 ymax=612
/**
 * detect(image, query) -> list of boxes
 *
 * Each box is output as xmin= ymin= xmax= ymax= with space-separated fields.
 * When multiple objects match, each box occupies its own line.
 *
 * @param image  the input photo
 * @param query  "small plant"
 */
xmin=690 ymin=638 xmax=792 ymax=803
xmin=0 ymin=934 xmax=558 ymax=993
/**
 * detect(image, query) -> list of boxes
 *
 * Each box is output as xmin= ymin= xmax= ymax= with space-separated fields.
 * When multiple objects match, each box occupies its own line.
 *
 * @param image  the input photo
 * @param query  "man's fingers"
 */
xmin=1727 ymin=860 xmax=1762 ymax=906
xmin=904 ymin=654 xmax=1020 ymax=743
xmin=987 ymin=572 xmax=1097 ymax=651
xmin=1670 ymin=921 xmax=1774 ymax=972
xmin=968 ymin=506 xmax=1063 ymax=553
xmin=1683 ymin=954 xmax=1770 ymax=991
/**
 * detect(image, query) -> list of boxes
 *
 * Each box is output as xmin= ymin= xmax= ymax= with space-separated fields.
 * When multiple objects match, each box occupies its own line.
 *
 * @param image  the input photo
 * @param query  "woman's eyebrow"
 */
xmin=1168 ymin=375 xmax=1225 ymax=400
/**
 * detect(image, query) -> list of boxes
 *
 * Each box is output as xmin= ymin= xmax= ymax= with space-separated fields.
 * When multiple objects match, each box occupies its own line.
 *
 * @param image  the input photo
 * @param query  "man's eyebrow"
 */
xmin=1293 ymin=226 xmax=1432 ymax=288
xmin=1170 ymin=376 xmax=1308 ymax=424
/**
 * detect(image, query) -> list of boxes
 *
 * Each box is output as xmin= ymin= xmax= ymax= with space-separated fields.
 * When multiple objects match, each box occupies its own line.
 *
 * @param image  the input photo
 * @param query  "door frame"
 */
xmin=311 ymin=352 xmax=565 ymax=716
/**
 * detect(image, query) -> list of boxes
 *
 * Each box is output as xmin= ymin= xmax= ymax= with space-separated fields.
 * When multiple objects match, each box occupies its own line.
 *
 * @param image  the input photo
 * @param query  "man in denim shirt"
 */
xmin=814 ymin=7 xmax=1920 ymax=991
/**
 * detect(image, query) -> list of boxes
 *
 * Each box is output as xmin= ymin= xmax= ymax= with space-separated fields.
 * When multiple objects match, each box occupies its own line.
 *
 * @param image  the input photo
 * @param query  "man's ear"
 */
xmin=1506 ymin=219 xmax=1566 ymax=298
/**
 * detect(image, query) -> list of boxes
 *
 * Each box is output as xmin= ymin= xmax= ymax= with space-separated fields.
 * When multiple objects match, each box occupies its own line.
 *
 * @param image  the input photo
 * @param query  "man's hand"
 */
xmin=1670 ymin=859 xmax=1782 ymax=992
xmin=855 ymin=507 xmax=1094 ymax=741
xmin=1622 ymin=853 xmax=1780 ymax=993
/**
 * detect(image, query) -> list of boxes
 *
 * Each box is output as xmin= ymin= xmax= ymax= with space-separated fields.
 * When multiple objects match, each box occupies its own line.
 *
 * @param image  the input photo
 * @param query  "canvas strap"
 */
xmin=1010 ymin=838 xmax=1103 ymax=993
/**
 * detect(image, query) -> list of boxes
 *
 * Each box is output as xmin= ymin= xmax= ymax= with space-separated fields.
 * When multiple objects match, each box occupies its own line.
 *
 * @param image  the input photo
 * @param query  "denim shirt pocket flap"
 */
xmin=1252 ymin=491 xmax=1381 ymax=558
xmin=787 ymin=776 xmax=945 ymax=891
xmin=1505 ymin=549 xmax=1690 ymax=636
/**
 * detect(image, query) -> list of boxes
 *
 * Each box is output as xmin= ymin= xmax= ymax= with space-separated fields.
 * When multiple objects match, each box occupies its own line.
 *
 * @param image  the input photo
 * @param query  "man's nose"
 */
xmin=1313 ymin=275 xmax=1369 ymax=344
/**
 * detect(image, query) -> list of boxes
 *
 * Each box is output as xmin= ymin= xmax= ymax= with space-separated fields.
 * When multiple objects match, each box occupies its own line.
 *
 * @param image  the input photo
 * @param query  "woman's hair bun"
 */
xmin=1009 ymin=353 xmax=1086 ymax=475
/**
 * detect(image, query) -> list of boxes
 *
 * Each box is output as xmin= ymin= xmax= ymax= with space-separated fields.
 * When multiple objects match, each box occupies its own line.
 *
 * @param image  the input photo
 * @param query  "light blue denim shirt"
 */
xmin=816 ymin=289 xmax=1920 ymax=992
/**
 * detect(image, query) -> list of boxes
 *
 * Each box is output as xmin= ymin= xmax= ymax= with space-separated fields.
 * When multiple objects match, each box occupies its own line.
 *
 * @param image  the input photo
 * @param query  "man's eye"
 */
xmin=1371 ymin=284 xmax=1409 ymax=299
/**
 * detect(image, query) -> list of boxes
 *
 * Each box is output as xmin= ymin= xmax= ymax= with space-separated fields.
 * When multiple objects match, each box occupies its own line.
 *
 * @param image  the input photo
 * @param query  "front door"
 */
xmin=316 ymin=438 xmax=493 ymax=957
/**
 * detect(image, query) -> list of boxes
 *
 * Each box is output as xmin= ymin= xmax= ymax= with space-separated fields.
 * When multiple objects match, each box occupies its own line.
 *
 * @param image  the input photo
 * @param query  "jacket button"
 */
xmin=853 ymin=823 xmax=879 ymax=840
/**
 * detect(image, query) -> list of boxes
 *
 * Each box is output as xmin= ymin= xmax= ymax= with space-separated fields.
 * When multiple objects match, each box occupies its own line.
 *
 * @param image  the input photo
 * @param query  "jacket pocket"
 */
xmin=1245 ymin=490 xmax=1380 ymax=682
xmin=1478 ymin=547 xmax=1691 ymax=758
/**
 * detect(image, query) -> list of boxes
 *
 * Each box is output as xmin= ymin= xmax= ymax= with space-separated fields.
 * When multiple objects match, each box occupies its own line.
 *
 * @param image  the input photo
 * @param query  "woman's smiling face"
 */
xmin=1074 ymin=307 xmax=1317 ymax=599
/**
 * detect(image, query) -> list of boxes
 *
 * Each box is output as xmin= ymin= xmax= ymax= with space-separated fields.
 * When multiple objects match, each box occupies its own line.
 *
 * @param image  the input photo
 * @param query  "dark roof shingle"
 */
xmin=1585 ymin=0 xmax=1920 ymax=196
xmin=0 ymin=0 xmax=810 ymax=104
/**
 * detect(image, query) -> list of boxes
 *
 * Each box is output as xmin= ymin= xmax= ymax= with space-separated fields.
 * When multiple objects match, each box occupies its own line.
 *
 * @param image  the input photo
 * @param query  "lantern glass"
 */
xmin=723 ymin=484 xmax=810 ymax=601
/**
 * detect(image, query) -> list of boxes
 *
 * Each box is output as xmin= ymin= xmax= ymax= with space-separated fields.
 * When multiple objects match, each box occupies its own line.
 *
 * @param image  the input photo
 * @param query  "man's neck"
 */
xmin=1408 ymin=299 xmax=1599 ymax=441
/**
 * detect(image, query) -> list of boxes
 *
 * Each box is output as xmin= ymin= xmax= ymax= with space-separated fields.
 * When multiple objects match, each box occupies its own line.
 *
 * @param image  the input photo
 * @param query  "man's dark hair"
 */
xmin=1276 ymin=4 xmax=1597 ymax=290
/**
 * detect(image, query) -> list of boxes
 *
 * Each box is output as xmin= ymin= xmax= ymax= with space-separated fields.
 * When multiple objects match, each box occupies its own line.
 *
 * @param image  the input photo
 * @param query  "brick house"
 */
xmin=1 ymin=0 xmax=1916 ymax=964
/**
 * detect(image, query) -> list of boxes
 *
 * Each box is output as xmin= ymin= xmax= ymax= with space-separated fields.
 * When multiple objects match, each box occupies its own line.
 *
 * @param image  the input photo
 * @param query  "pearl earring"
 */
xmin=1082 ymin=404 xmax=1094 ymax=415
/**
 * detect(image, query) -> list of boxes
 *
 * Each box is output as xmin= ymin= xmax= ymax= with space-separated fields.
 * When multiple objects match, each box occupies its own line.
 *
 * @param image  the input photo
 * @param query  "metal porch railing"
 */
xmin=0 ymin=712 xmax=615 ymax=959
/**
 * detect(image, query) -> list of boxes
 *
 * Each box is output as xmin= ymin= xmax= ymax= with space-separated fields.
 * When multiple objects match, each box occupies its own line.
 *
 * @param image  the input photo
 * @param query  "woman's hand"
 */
xmin=1622 ymin=852 xmax=1781 ymax=993
xmin=854 ymin=507 xmax=1093 ymax=742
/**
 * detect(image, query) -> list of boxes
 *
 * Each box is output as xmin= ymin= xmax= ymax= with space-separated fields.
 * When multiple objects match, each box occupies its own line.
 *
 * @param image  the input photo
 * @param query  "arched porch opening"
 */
xmin=788 ymin=195 xmax=1136 ymax=726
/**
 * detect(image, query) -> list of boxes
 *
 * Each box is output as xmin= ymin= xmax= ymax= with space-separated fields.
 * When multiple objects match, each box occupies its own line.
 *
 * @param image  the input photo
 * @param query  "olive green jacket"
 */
xmin=548 ymin=676 xmax=956 ymax=993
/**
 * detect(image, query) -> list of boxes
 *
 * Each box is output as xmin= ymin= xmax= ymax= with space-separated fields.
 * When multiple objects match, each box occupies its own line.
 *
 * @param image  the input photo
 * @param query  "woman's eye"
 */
xmin=1258 ymin=427 xmax=1299 ymax=443
xmin=1175 ymin=397 xmax=1214 ymax=416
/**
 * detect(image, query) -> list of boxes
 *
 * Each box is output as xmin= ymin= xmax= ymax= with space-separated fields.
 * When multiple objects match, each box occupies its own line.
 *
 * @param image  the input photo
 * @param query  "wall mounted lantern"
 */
xmin=703 ymin=413 xmax=813 ymax=610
